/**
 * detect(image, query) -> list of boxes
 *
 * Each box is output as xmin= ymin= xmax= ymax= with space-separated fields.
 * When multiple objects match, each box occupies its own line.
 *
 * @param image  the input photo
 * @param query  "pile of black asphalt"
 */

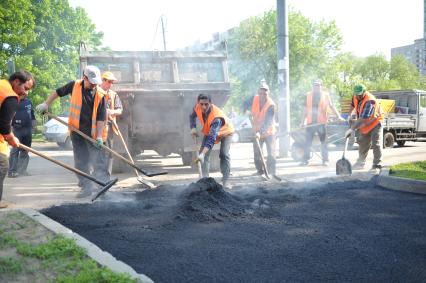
xmin=42 ymin=177 xmax=426 ymax=283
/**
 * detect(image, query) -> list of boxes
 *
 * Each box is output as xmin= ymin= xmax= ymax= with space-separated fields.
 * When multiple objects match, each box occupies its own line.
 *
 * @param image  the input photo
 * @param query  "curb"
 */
xmin=377 ymin=167 xmax=426 ymax=195
xmin=20 ymin=208 xmax=153 ymax=283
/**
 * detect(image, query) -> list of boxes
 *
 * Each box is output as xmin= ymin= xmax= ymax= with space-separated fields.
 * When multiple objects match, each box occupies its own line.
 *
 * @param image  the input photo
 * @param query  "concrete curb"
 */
xmin=20 ymin=208 xmax=153 ymax=283
xmin=377 ymin=167 xmax=426 ymax=195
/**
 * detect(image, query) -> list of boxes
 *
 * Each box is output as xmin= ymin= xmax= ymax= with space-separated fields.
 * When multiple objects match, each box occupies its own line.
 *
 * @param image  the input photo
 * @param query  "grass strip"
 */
xmin=390 ymin=161 xmax=426 ymax=181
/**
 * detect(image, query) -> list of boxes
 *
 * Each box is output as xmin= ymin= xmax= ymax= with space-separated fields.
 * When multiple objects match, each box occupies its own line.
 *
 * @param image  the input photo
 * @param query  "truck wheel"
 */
xmin=397 ymin=141 xmax=405 ymax=147
xmin=383 ymin=132 xmax=395 ymax=148
xmin=209 ymin=151 xmax=220 ymax=172
xmin=181 ymin=152 xmax=193 ymax=166
xmin=291 ymin=142 xmax=305 ymax=162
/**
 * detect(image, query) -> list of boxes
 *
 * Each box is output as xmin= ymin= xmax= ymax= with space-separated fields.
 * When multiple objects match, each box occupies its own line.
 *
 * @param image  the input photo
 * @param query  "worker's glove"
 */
xmin=35 ymin=102 xmax=48 ymax=114
xmin=254 ymin=132 xmax=261 ymax=140
xmin=93 ymin=138 xmax=103 ymax=149
xmin=190 ymin=128 xmax=198 ymax=138
xmin=3 ymin=133 xmax=20 ymax=148
xmin=195 ymin=152 xmax=205 ymax=163
xmin=345 ymin=129 xmax=354 ymax=138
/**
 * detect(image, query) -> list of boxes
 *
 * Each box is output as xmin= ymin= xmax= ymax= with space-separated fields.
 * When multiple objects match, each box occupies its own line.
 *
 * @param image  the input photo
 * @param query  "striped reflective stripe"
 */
xmin=70 ymin=102 xmax=81 ymax=111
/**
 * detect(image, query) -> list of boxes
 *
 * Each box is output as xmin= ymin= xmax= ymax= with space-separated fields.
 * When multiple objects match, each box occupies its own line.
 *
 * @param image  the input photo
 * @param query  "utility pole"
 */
xmin=277 ymin=0 xmax=290 ymax=157
xmin=161 ymin=15 xmax=167 ymax=51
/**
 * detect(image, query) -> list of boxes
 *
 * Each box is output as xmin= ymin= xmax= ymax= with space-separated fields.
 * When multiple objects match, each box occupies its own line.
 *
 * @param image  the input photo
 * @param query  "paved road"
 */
xmin=4 ymin=141 xmax=426 ymax=209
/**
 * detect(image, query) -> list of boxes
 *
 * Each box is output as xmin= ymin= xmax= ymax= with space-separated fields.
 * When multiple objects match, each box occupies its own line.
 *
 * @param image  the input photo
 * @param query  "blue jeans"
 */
xmin=201 ymin=134 xmax=232 ymax=181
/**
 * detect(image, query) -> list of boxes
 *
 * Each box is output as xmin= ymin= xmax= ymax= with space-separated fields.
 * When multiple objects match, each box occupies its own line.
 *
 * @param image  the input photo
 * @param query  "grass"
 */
xmin=0 ymin=212 xmax=137 ymax=283
xmin=390 ymin=161 xmax=426 ymax=181
xmin=32 ymin=132 xmax=46 ymax=142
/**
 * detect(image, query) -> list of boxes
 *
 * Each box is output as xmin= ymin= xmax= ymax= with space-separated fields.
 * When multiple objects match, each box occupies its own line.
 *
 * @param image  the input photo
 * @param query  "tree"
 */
xmin=0 ymin=0 xmax=103 ymax=115
xmin=227 ymin=8 xmax=343 ymax=122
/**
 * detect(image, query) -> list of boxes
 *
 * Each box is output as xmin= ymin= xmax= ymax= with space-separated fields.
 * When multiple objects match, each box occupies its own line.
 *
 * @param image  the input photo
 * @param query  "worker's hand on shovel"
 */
xmin=93 ymin=138 xmax=103 ymax=149
xmin=254 ymin=132 xmax=261 ymax=140
xmin=194 ymin=152 xmax=205 ymax=164
xmin=35 ymin=102 xmax=48 ymax=114
xmin=190 ymin=128 xmax=198 ymax=138
xmin=3 ymin=133 xmax=20 ymax=148
xmin=345 ymin=128 xmax=354 ymax=138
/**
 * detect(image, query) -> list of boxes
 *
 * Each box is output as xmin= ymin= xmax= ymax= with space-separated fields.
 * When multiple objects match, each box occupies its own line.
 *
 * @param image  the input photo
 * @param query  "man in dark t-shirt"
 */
xmin=36 ymin=66 xmax=107 ymax=198
xmin=8 ymin=95 xmax=36 ymax=177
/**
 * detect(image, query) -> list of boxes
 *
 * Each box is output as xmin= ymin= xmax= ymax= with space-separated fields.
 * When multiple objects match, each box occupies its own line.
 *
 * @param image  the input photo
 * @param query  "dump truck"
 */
xmin=79 ymin=43 xmax=231 ymax=171
xmin=340 ymin=90 xmax=426 ymax=148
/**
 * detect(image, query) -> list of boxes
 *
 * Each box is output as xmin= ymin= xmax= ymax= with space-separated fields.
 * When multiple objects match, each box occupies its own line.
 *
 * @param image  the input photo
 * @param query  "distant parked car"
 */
xmin=43 ymin=115 xmax=72 ymax=149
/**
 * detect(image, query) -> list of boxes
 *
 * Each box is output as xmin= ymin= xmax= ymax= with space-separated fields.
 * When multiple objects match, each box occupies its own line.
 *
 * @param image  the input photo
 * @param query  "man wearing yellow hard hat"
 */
xmin=100 ymin=71 xmax=123 ymax=179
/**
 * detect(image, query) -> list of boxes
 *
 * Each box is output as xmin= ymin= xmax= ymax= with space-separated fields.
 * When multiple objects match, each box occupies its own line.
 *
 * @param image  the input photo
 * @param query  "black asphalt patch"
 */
xmin=42 ymin=178 xmax=426 ymax=283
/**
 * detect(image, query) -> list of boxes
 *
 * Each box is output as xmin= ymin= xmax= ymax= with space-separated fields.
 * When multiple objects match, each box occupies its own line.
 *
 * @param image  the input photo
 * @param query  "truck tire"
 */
xmin=181 ymin=152 xmax=193 ymax=166
xmin=397 ymin=140 xmax=405 ymax=147
xmin=291 ymin=142 xmax=305 ymax=162
xmin=383 ymin=132 xmax=395 ymax=148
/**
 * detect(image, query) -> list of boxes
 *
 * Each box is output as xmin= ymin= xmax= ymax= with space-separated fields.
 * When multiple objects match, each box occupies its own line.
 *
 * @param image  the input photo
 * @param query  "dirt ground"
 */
xmin=42 ymin=177 xmax=426 ymax=283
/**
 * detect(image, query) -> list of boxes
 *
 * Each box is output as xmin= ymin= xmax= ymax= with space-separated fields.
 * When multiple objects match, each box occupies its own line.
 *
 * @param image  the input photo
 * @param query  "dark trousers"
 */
xmin=70 ymin=132 xmax=107 ymax=191
xmin=8 ymin=127 xmax=32 ymax=174
xmin=202 ymin=134 xmax=232 ymax=181
xmin=0 ymin=153 xmax=8 ymax=201
xmin=253 ymin=135 xmax=276 ymax=175
xmin=101 ymin=126 xmax=114 ymax=180
xmin=303 ymin=124 xmax=328 ymax=162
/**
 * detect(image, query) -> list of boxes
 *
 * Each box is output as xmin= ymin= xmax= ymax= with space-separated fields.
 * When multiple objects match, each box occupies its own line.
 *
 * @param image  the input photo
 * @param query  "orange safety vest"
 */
xmin=194 ymin=103 xmax=234 ymax=144
xmin=305 ymin=91 xmax=329 ymax=125
xmin=352 ymin=91 xmax=384 ymax=135
xmin=104 ymin=89 xmax=119 ymax=135
xmin=68 ymin=80 xmax=106 ymax=140
xmin=251 ymin=95 xmax=276 ymax=136
xmin=0 ymin=80 xmax=19 ymax=155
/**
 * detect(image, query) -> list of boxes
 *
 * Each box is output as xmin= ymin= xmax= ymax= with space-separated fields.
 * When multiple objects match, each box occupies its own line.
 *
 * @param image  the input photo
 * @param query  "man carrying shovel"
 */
xmin=99 ymin=71 xmax=123 ymax=180
xmin=250 ymin=81 xmax=278 ymax=179
xmin=36 ymin=65 xmax=107 ymax=198
xmin=300 ymin=79 xmax=345 ymax=166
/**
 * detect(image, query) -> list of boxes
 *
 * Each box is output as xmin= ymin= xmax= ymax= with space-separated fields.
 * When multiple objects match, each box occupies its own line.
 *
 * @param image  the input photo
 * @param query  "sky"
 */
xmin=69 ymin=0 xmax=423 ymax=58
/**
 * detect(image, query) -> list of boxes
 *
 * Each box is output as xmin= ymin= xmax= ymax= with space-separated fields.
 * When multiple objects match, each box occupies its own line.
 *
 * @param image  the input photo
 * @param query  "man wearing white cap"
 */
xmin=99 ymin=71 xmax=123 ymax=179
xmin=36 ymin=65 xmax=107 ymax=198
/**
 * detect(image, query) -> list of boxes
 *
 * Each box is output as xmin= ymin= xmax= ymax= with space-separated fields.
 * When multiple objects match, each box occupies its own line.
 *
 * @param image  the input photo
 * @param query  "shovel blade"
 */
xmin=336 ymin=158 xmax=352 ymax=175
xmin=91 ymin=177 xmax=118 ymax=202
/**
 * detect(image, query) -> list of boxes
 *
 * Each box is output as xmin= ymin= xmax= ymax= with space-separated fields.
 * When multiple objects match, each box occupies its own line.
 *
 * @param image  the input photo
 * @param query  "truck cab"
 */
xmin=373 ymin=90 xmax=426 ymax=147
xmin=79 ymin=44 xmax=231 ymax=171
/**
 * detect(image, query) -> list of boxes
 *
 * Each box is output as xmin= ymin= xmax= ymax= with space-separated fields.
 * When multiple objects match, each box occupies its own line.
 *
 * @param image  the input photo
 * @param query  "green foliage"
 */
xmin=0 ymin=0 xmax=103 ymax=114
xmin=390 ymin=161 xmax=426 ymax=181
xmin=227 ymin=7 xmax=343 ymax=123
xmin=17 ymin=236 xmax=85 ymax=260
xmin=0 ymin=257 xmax=23 ymax=274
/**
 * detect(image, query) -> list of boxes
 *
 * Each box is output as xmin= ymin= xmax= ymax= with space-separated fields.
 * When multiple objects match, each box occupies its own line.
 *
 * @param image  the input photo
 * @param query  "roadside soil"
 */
xmin=42 ymin=177 xmax=426 ymax=282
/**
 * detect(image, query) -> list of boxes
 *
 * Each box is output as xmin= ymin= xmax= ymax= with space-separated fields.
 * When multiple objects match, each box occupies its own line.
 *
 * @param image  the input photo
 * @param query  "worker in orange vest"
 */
xmin=190 ymin=93 xmax=234 ymax=189
xmin=0 ymin=70 xmax=35 ymax=208
xmin=99 ymin=71 xmax=123 ymax=179
xmin=251 ymin=81 xmax=278 ymax=178
xmin=345 ymin=84 xmax=384 ymax=170
xmin=300 ymin=79 xmax=345 ymax=166
xmin=36 ymin=65 xmax=107 ymax=198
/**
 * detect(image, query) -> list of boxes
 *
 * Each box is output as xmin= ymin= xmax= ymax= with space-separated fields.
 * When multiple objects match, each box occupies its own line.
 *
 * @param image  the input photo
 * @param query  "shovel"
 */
xmin=46 ymin=112 xmax=167 ymax=177
xmin=253 ymin=134 xmax=270 ymax=179
xmin=336 ymin=137 xmax=352 ymax=175
xmin=193 ymin=136 xmax=203 ymax=179
xmin=18 ymin=144 xmax=117 ymax=201
xmin=112 ymin=120 xmax=156 ymax=189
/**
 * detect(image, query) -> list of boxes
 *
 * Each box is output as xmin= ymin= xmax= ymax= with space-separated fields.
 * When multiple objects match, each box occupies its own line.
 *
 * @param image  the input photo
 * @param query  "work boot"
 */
xmin=322 ymin=160 xmax=329 ymax=166
xmin=371 ymin=164 xmax=382 ymax=170
xmin=8 ymin=172 xmax=19 ymax=178
xmin=299 ymin=160 xmax=309 ymax=166
xmin=76 ymin=188 xmax=92 ymax=198
xmin=252 ymin=170 xmax=264 ymax=176
xmin=352 ymin=162 xmax=365 ymax=170
xmin=222 ymin=179 xmax=231 ymax=190
xmin=0 ymin=201 xmax=8 ymax=209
